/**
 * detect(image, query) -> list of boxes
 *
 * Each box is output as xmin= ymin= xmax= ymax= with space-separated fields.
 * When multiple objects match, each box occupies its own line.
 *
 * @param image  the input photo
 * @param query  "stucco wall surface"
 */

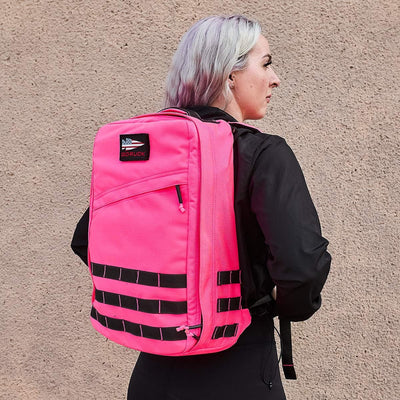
xmin=1 ymin=0 xmax=399 ymax=399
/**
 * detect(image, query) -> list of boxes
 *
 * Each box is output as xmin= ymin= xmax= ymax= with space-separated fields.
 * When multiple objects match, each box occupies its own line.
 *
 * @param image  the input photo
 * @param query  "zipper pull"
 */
xmin=175 ymin=185 xmax=186 ymax=213
xmin=176 ymin=324 xmax=202 ymax=340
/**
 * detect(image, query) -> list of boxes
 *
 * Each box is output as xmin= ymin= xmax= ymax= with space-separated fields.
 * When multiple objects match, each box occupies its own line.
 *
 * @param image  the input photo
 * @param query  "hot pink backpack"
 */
xmin=88 ymin=108 xmax=251 ymax=356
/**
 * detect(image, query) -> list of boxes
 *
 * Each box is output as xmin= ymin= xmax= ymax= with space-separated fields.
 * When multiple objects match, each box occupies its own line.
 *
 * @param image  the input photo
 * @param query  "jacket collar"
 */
xmin=186 ymin=106 xmax=238 ymax=123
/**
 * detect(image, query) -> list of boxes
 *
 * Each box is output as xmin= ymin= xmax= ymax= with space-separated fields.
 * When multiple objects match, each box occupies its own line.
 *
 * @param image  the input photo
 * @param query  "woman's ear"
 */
xmin=228 ymin=74 xmax=234 ymax=89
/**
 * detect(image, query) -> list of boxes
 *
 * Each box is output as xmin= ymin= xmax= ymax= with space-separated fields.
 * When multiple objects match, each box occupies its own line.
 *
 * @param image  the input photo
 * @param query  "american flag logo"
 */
xmin=121 ymin=138 xmax=145 ymax=151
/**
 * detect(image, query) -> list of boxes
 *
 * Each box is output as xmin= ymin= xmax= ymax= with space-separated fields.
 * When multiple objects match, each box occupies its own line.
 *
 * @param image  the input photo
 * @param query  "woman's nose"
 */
xmin=270 ymin=68 xmax=280 ymax=88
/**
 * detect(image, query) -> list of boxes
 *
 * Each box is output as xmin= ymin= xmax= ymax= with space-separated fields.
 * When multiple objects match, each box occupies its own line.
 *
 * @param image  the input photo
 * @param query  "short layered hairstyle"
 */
xmin=164 ymin=15 xmax=261 ymax=108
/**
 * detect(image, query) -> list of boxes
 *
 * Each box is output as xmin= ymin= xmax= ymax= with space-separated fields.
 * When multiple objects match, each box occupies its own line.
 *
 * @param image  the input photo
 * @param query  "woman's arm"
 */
xmin=71 ymin=208 xmax=89 ymax=266
xmin=250 ymin=137 xmax=331 ymax=321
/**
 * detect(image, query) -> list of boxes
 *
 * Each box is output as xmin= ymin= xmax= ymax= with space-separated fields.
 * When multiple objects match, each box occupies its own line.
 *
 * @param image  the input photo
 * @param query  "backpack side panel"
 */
xmin=185 ymin=119 xmax=251 ymax=355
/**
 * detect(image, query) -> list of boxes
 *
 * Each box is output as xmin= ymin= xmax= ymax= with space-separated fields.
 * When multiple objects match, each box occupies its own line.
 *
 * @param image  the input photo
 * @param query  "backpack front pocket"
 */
xmin=90 ymin=175 xmax=189 ymax=276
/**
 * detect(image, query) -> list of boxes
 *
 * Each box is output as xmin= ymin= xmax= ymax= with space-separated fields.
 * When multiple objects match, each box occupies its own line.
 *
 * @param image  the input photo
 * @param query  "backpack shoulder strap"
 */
xmin=280 ymin=318 xmax=297 ymax=380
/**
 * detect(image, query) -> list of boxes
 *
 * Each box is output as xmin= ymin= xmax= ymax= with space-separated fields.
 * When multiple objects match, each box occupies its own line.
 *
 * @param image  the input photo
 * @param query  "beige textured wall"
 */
xmin=1 ymin=0 xmax=399 ymax=399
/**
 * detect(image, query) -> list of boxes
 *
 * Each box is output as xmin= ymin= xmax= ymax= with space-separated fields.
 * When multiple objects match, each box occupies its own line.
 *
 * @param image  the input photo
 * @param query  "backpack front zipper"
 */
xmin=175 ymin=185 xmax=186 ymax=213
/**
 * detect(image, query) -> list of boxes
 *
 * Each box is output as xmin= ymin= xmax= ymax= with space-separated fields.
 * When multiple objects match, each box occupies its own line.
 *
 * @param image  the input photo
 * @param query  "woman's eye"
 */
xmin=264 ymin=62 xmax=272 ymax=68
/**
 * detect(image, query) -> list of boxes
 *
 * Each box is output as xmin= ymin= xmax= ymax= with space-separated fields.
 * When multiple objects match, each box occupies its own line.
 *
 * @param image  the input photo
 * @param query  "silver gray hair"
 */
xmin=164 ymin=15 xmax=261 ymax=108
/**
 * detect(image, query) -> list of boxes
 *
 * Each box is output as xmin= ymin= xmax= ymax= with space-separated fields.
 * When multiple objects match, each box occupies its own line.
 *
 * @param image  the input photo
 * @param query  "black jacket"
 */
xmin=71 ymin=106 xmax=331 ymax=322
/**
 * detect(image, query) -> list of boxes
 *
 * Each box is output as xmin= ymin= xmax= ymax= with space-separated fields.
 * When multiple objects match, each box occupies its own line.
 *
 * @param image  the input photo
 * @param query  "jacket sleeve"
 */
xmin=71 ymin=208 xmax=89 ymax=266
xmin=249 ymin=137 xmax=331 ymax=321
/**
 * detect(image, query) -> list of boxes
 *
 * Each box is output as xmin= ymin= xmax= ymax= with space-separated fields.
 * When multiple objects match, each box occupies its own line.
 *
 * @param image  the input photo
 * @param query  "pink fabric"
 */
xmin=88 ymin=109 xmax=251 ymax=356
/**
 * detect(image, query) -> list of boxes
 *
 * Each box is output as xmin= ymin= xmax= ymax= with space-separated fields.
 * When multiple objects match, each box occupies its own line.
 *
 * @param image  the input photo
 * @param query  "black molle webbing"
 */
xmin=95 ymin=289 xmax=187 ymax=315
xmin=91 ymin=262 xmax=187 ymax=288
xmin=91 ymin=307 xmax=187 ymax=341
xmin=212 ymin=323 xmax=239 ymax=339
xmin=217 ymin=297 xmax=242 ymax=312
xmin=217 ymin=270 xmax=241 ymax=286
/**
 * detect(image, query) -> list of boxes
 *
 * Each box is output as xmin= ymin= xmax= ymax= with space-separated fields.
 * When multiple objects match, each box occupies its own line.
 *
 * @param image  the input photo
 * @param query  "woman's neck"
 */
xmin=210 ymin=96 xmax=244 ymax=122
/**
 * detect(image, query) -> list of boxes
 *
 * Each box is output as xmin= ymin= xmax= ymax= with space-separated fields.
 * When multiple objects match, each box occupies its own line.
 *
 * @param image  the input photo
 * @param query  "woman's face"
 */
xmin=229 ymin=35 xmax=280 ymax=121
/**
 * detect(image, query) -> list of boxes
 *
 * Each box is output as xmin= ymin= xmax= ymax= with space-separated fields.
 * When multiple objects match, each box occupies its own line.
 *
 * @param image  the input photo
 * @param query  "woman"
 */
xmin=72 ymin=15 xmax=331 ymax=400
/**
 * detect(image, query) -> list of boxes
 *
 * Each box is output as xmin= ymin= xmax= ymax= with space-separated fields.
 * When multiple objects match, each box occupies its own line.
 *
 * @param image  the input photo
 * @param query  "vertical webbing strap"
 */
xmin=279 ymin=318 xmax=297 ymax=380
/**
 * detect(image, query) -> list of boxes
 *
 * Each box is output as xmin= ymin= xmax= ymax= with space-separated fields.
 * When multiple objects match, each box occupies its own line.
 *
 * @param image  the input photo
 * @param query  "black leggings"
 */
xmin=127 ymin=316 xmax=286 ymax=400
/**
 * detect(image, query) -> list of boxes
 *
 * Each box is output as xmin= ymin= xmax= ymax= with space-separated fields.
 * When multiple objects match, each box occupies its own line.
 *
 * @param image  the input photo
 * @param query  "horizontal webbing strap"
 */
xmin=212 ymin=323 xmax=239 ymax=339
xmin=217 ymin=297 xmax=242 ymax=312
xmin=217 ymin=270 xmax=241 ymax=286
xmin=91 ymin=262 xmax=187 ymax=288
xmin=91 ymin=307 xmax=187 ymax=341
xmin=95 ymin=289 xmax=187 ymax=315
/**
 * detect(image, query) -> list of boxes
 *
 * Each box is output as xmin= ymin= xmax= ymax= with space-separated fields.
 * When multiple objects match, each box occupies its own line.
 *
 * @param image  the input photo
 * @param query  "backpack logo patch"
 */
xmin=122 ymin=139 xmax=144 ymax=151
xmin=120 ymin=134 xmax=150 ymax=161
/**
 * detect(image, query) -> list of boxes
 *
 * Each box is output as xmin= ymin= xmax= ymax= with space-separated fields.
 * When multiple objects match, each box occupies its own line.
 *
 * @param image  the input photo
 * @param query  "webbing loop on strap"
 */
xmin=91 ymin=307 xmax=187 ymax=341
xmin=212 ymin=323 xmax=239 ymax=339
xmin=217 ymin=270 xmax=241 ymax=286
xmin=95 ymin=289 xmax=187 ymax=315
xmin=91 ymin=262 xmax=187 ymax=288
xmin=279 ymin=318 xmax=297 ymax=380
